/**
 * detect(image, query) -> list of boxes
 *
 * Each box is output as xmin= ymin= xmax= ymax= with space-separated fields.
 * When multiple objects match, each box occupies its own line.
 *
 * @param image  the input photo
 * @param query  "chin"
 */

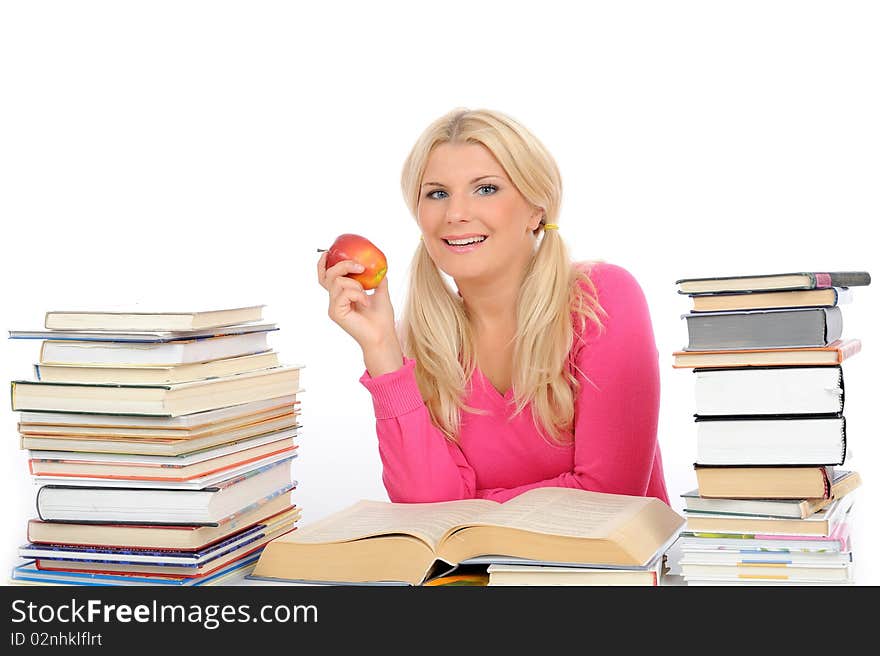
xmin=442 ymin=262 xmax=496 ymax=287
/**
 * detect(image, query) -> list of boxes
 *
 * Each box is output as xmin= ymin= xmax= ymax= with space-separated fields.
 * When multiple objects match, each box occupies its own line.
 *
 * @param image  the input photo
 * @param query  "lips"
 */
xmin=442 ymin=236 xmax=488 ymax=253
xmin=442 ymin=236 xmax=488 ymax=246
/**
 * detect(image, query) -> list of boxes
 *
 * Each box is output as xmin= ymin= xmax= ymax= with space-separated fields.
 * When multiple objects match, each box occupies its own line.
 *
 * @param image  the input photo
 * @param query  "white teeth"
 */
xmin=445 ymin=236 xmax=487 ymax=245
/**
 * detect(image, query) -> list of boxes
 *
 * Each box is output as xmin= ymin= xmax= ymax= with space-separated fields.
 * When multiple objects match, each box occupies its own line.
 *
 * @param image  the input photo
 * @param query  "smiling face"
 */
xmin=417 ymin=142 xmax=544 ymax=286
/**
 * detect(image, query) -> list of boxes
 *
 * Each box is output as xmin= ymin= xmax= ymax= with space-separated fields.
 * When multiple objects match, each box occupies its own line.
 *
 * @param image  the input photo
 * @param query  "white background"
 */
xmin=1 ymin=1 xmax=878 ymax=583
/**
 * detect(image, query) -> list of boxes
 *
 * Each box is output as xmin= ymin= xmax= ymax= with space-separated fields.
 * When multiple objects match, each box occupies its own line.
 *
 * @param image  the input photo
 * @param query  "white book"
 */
xmin=18 ymin=395 xmax=299 ymax=429
xmin=36 ymin=458 xmax=296 ymax=524
xmin=10 ymin=323 xmax=277 ymax=343
xmin=19 ymin=508 xmax=301 ymax=565
xmin=678 ymin=550 xmax=852 ymax=566
xmin=28 ymin=430 xmax=298 ymax=466
xmin=33 ymin=351 xmax=281 ymax=385
xmin=21 ymin=423 xmax=302 ymax=458
xmin=33 ymin=450 xmax=298 ymax=490
xmin=485 ymin=553 xmax=664 ymax=586
xmin=693 ymin=366 xmax=844 ymax=416
xmin=695 ymin=415 xmax=846 ymax=465
xmin=681 ymin=562 xmax=853 ymax=582
xmin=43 ymin=305 xmax=265 ymax=332
xmin=12 ymin=366 xmax=303 ymax=416
xmin=683 ymin=578 xmax=855 ymax=586
xmin=39 ymin=331 xmax=274 ymax=366
xmin=11 ymin=554 xmax=262 ymax=586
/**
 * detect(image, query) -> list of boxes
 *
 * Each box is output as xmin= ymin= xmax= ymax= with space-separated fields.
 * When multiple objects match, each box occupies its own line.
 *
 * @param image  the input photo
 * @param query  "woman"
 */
xmin=317 ymin=107 xmax=669 ymax=505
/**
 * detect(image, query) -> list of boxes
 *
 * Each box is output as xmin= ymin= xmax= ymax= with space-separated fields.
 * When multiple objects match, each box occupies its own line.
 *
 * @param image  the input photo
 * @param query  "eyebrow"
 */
xmin=421 ymin=175 xmax=503 ymax=188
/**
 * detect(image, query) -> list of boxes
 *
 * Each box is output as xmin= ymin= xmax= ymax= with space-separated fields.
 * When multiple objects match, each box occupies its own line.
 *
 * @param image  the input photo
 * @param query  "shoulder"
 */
xmin=573 ymin=261 xmax=646 ymax=304
xmin=569 ymin=261 xmax=652 ymax=353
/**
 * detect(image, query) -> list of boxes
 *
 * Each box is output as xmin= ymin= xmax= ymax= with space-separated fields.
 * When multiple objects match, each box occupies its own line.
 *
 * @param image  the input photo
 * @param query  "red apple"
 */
xmin=324 ymin=233 xmax=388 ymax=290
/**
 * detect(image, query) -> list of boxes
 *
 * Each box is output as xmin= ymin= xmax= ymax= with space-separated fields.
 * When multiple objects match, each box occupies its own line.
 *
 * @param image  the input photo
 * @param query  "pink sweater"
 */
xmin=358 ymin=262 xmax=669 ymax=505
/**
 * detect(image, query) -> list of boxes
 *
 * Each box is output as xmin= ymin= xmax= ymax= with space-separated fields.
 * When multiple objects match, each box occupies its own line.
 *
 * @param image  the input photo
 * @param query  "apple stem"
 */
xmin=316 ymin=248 xmax=327 ymax=253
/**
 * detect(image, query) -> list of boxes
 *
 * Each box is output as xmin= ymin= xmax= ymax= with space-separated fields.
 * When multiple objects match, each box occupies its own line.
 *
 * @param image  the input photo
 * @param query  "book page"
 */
xmin=466 ymin=487 xmax=649 ymax=538
xmin=279 ymin=498 xmax=497 ymax=549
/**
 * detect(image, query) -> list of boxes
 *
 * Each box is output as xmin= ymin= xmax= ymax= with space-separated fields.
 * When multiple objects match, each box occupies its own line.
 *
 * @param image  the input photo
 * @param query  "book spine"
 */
xmin=821 ymin=467 xmax=832 ymax=499
xmin=813 ymin=273 xmax=832 ymax=289
xmin=839 ymin=339 xmax=862 ymax=362
xmin=828 ymin=271 xmax=872 ymax=287
xmin=36 ymin=486 xmax=46 ymax=522
xmin=838 ymin=367 xmax=845 ymax=414
xmin=823 ymin=306 xmax=843 ymax=344
xmin=838 ymin=417 xmax=847 ymax=466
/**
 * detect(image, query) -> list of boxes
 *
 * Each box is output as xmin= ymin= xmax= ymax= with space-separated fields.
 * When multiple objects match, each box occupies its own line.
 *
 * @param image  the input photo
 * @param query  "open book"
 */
xmin=251 ymin=487 xmax=684 ymax=585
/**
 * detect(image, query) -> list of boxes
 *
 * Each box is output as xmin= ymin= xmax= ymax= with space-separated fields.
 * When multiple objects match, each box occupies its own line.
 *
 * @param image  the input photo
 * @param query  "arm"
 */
xmin=359 ymin=357 xmax=477 ymax=503
xmin=474 ymin=264 xmax=664 ymax=503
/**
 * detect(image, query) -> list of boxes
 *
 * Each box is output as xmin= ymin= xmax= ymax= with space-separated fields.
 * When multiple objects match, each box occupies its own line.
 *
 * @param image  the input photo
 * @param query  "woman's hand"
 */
xmin=317 ymin=251 xmax=398 ymax=351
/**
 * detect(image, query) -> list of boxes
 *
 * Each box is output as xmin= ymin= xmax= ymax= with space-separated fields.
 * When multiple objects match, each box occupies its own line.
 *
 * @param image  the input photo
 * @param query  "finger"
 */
xmin=323 ymin=260 xmax=367 ymax=289
xmin=316 ymin=251 xmax=329 ymax=288
xmin=330 ymin=285 xmax=371 ymax=314
xmin=331 ymin=276 xmax=367 ymax=294
xmin=327 ymin=260 xmax=364 ymax=278
xmin=374 ymin=275 xmax=389 ymax=296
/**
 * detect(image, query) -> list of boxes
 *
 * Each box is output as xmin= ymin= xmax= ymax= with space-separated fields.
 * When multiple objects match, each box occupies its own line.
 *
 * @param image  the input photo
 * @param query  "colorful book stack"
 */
xmin=7 ymin=305 xmax=304 ymax=586
xmin=671 ymin=271 xmax=871 ymax=585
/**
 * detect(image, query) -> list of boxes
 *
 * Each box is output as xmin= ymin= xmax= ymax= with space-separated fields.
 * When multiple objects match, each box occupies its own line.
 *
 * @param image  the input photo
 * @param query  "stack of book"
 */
xmin=7 ymin=305 xmax=305 ymax=586
xmin=671 ymin=271 xmax=870 ymax=585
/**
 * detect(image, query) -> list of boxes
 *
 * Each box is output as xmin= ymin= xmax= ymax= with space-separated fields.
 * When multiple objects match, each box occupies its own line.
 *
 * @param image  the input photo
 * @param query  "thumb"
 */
xmin=373 ymin=274 xmax=390 ymax=298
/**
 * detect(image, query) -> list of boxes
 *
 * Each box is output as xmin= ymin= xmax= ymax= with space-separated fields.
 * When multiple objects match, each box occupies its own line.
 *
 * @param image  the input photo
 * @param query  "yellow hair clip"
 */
xmin=543 ymin=223 xmax=559 ymax=231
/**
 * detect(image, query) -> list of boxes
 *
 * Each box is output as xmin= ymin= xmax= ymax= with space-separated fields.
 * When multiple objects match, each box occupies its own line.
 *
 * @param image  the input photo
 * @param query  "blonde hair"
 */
xmin=399 ymin=107 xmax=605 ymax=445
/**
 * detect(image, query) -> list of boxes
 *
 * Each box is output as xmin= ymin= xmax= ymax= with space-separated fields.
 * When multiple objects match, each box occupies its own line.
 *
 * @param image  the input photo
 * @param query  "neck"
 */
xmin=456 ymin=269 xmax=526 ymax=335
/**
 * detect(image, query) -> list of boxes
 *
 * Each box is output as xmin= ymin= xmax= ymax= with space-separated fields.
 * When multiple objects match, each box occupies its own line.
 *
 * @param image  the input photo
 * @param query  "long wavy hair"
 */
xmin=399 ymin=107 xmax=605 ymax=445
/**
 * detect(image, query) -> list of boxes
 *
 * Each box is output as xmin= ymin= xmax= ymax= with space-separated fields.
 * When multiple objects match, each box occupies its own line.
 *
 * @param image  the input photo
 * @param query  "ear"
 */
xmin=529 ymin=207 xmax=545 ymax=232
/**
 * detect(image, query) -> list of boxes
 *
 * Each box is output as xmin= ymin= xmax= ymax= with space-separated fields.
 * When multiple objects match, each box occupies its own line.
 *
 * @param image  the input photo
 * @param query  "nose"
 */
xmin=444 ymin=194 xmax=471 ymax=223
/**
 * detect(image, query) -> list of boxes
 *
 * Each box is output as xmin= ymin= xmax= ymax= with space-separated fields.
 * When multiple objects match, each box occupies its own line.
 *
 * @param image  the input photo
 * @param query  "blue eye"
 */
xmin=425 ymin=184 xmax=498 ymax=199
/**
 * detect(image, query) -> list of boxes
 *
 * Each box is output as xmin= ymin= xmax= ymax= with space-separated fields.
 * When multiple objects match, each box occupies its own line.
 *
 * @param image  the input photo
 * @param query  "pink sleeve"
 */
xmin=359 ymin=358 xmax=477 ymax=502
xmin=474 ymin=263 xmax=666 ymax=503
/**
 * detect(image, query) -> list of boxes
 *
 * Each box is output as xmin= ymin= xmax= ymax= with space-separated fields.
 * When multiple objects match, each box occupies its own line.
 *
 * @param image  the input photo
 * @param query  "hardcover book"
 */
xmin=11 ymin=553 xmax=263 ymax=586
xmin=680 ymin=562 xmax=853 ymax=584
xmin=43 ymin=305 xmax=265 ymax=332
xmin=20 ymin=508 xmax=300 ymax=566
xmin=35 ymin=457 xmax=296 ymax=524
xmin=688 ymin=287 xmax=852 ymax=313
xmin=37 ymin=330 xmax=277 ymax=366
xmin=33 ymin=351 xmax=281 ymax=385
xmin=27 ymin=494 xmax=297 ymax=550
xmin=11 ymin=366 xmax=303 ymax=416
xmin=683 ymin=495 xmax=854 ymax=536
xmin=672 ymin=339 xmax=861 ymax=369
xmin=682 ymin=306 xmax=842 ymax=350
xmin=692 ymin=366 xmax=844 ymax=416
xmin=9 ymin=322 xmax=278 ymax=343
xmin=30 ymin=515 xmax=298 ymax=578
xmin=17 ymin=395 xmax=298 ymax=430
xmin=675 ymin=271 xmax=871 ymax=295
xmin=694 ymin=464 xmax=837 ymax=499
xmin=694 ymin=415 xmax=847 ymax=466
xmin=27 ymin=434 xmax=298 ymax=481
xmin=680 ymin=470 xmax=861 ymax=519
xmin=485 ymin=554 xmax=664 ymax=586
xmin=20 ymin=421 xmax=301 ymax=458
xmin=678 ymin=522 xmax=851 ymax=553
